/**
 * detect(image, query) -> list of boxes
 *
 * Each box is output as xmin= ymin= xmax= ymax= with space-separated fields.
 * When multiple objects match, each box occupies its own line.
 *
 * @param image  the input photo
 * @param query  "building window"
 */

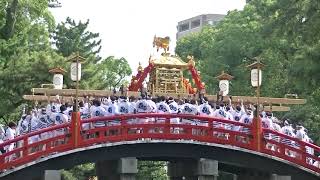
xmin=179 ymin=23 xmax=190 ymax=32
xmin=191 ymin=19 xmax=201 ymax=28
xmin=207 ymin=20 xmax=213 ymax=25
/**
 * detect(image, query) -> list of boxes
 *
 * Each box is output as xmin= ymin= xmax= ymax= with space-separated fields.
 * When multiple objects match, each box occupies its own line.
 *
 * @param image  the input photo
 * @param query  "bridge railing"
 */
xmin=0 ymin=123 xmax=73 ymax=170
xmin=0 ymin=113 xmax=319 ymax=175
xmin=262 ymin=129 xmax=320 ymax=172
xmin=79 ymin=113 xmax=255 ymax=150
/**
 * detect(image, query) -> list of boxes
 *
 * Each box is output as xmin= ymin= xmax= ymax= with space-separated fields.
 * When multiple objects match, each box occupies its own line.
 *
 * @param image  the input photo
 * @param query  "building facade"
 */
xmin=176 ymin=14 xmax=225 ymax=40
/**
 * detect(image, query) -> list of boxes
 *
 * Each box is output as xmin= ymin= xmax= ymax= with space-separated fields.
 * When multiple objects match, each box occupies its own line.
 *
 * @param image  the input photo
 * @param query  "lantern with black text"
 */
xmin=216 ymin=71 xmax=234 ymax=96
xmin=247 ymin=58 xmax=265 ymax=87
xmin=49 ymin=67 xmax=66 ymax=89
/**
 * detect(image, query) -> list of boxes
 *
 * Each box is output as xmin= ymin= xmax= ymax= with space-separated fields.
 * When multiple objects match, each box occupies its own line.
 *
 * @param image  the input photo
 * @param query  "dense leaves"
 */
xmin=176 ymin=0 xmax=320 ymax=145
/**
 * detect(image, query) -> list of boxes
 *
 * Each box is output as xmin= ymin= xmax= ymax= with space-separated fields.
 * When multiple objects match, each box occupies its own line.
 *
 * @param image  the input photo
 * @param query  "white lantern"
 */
xmin=247 ymin=59 xmax=264 ymax=88
xmin=53 ymin=73 xmax=63 ymax=89
xmin=49 ymin=67 xmax=66 ymax=89
xmin=70 ymin=62 xmax=81 ymax=81
xmin=219 ymin=80 xmax=229 ymax=96
xmin=216 ymin=71 xmax=234 ymax=97
xmin=250 ymin=68 xmax=262 ymax=87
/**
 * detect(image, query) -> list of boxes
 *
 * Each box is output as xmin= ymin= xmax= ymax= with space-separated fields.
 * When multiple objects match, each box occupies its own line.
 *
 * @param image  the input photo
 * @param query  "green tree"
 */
xmin=175 ymin=0 xmax=320 ymax=143
xmin=137 ymin=161 xmax=167 ymax=180
xmin=53 ymin=17 xmax=102 ymax=60
xmin=0 ymin=0 xmax=62 ymax=122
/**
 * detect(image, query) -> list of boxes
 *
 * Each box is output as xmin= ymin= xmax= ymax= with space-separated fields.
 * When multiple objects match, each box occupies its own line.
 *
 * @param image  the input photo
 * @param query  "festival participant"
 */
xmin=239 ymin=107 xmax=253 ymax=134
xmin=180 ymin=99 xmax=198 ymax=125
xmin=198 ymin=97 xmax=213 ymax=116
xmin=101 ymin=97 xmax=110 ymax=111
xmin=4 ymin=122 xmax=17 ymax=162
xmin=0 ymin=124 xmax=5 ymax=154
xmin=53 ymin=105 xmax=69 ymax=139
xmin=79 ymin=101 xmax=90 ymax=131
xmin=281 ymin=120 xmax=296 ymax=157
xmin=198 ymin=97 xmax=212 ymax=127
xmin=26 ymin=109 xmax=40 ymax=145
xmin=156 ymin=96 xmax=170 ymax=121
xmin=212 ymin=105 xmax=226 ymax=129
xmin=90 ymin=99 xmax=107 ymax=128
xmin=136 ymin=94 xmax=153 ymax=124
xmin=167 ymin=97 xmax=180 ymax=133
xmin=37 ymin=108 xmax=51 ymax=140
xmin=262 ymin=112 xmax=273 ymax=129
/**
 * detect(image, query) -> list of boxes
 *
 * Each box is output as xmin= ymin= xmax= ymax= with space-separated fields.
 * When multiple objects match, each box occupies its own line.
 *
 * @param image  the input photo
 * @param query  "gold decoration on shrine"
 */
xmin=153 ymin=35 xmax=170 ymax=53
xmin=148 ymin=53 xmax=189 ymax=94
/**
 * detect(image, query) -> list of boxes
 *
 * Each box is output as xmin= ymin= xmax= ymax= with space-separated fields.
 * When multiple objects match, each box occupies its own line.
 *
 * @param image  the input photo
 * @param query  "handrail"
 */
xmin=0 ymin=113 xmax=318 ymax=175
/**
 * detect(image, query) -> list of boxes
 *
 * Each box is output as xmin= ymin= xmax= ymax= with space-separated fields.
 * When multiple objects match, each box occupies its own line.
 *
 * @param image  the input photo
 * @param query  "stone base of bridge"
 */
xmin=236 ymin=172 xmax=291 ymax=180
xmin=95 ymin=157 xmax=138 ymax=180
xmin=167 ymin=159 xmax=218 ymax=180
xmin=32 ymin=170 xmax=61 ymax=180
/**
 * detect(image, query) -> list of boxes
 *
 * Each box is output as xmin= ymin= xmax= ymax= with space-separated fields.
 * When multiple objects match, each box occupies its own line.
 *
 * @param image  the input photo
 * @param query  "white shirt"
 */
xmin=91 ymin=106 xmax=107 ymax=127
xmin=5 ymin=127 xmax=16 ymax=141
xmin=262 ymin=117 xmax=273 ymax=129
xmin=147 ymin=100 xmax=157 ymax=113
xmin=198 ymin=103 xmax=213 ymax=116
xmin=281 ymin=125 xmax=295 ymax=137
xmin=118 ymin=101 xmax=131 ymax=114
xmin=54 ymin=112 xmax=68 ymax=125
xmin=38 ymin=113 xmax=50 ymax=129
xmin=105 ymin=103 xmax=119 ymax=116
xmin=136 ymin=99 xmax=153 ymax=113
xmin=240 ymin=114 xmax=253 ymax=124
xmin=180 ymin=103 xmax=198 ymax=115
xmin=156 ymin=101 xmax=170 ymax=113
xmin=213 ymin=108 xmax=227 ymax=119
xmin=296 ymin=129 xmax=307 ymax=141
xmin=168 ymin=101 xmax=179 ymax=114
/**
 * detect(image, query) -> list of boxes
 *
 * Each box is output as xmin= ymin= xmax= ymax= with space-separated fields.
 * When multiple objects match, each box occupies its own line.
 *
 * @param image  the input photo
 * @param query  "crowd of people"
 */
xmin=0 ymin=94 xmax=317 ymax=164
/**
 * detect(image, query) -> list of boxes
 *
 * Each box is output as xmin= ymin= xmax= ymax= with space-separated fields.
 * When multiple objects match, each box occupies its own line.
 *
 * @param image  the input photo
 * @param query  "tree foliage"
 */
xmin=53 ymin=17 xmax=102 ymax=60
xmin=176 ymin=0 xmax=320 ymax=144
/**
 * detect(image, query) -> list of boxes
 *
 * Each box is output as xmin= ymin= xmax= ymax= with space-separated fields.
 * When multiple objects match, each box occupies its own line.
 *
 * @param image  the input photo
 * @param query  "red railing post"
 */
xmin=252 ymin=116 xmax=262 ymax=152
xmin=71 ymin=112 xmax=81 ymax=148
xmin=121 ymin=117 xmax=128 ymax=141
xmin=23 ymin=137 xmax=29 ymax=158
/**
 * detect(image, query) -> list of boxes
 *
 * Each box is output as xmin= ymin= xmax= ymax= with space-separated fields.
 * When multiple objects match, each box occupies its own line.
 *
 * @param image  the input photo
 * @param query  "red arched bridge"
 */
xmin=0 ymin=113 xmax=319 ymax=180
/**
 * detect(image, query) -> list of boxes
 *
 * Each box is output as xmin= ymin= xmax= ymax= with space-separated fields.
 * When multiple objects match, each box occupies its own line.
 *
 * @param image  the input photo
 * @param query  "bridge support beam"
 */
xmin=167 ymin=159 xmax=218 ymax=180
xmin=96 ymin=157 xmax=138 ymax=180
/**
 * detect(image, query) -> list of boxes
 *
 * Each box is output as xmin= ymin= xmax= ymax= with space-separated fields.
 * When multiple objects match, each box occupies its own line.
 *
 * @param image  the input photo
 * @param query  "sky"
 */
xmin=50 ymin=0 xmax=246 ymax=73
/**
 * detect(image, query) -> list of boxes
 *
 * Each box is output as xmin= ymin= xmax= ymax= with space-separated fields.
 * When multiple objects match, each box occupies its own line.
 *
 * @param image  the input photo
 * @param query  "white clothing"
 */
xmin=4 ymin=127 xmax=16 ymax=152
xmin=168 ymin=101 xmax=180 ymax=124
xmin=106 ymin=103 xmax=120 ymax=126
xmin=91 ymin=106 xmax=107 ymax=127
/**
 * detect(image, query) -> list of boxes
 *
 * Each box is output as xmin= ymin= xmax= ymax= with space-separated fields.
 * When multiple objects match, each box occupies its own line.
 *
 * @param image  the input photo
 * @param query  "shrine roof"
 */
xmin=150 ymin=53 xmax=188 ymax=68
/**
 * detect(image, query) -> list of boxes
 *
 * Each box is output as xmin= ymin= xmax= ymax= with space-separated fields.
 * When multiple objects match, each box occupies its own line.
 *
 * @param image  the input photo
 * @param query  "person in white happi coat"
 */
xmin=25 ymin=110 xmax=40 ymax=144
xmin=79 ymin=101 xmax=90 ymax=131
xmin=37 ymin=108 xmax=51 ymax=140
xmin=281 ymin=120 xmax=296 ymax=157
xmin=198 ymin=97 xmax=213 ymax=127
xmin=118 ymin=96 xmax=134 ymax=124
xmin=135 ymin=94 xmax=153 ymax=124
xmin=90 ymin=99 xmax=107 ymax=128
xmin=180 ymin=99 xmax=198 ymax=125
xmin=0 ymin=124 xmax=5 ymax=154
xmin=156 ymin=96 xmax=170 ymax=123
xmin=212 ymin=105 xmax=227 ymax=129
xmin=53 ymin=105 xmax=69 ymax=137
xmin=105 ymin=96 xmax=120 ymax=126
xmin=239 ymin=108 xmax=253 ymax=134
xmin=4 ymin=122 xmax=17 ymax=162
xmin=167 ymin=97 xmax=180 ymax=133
